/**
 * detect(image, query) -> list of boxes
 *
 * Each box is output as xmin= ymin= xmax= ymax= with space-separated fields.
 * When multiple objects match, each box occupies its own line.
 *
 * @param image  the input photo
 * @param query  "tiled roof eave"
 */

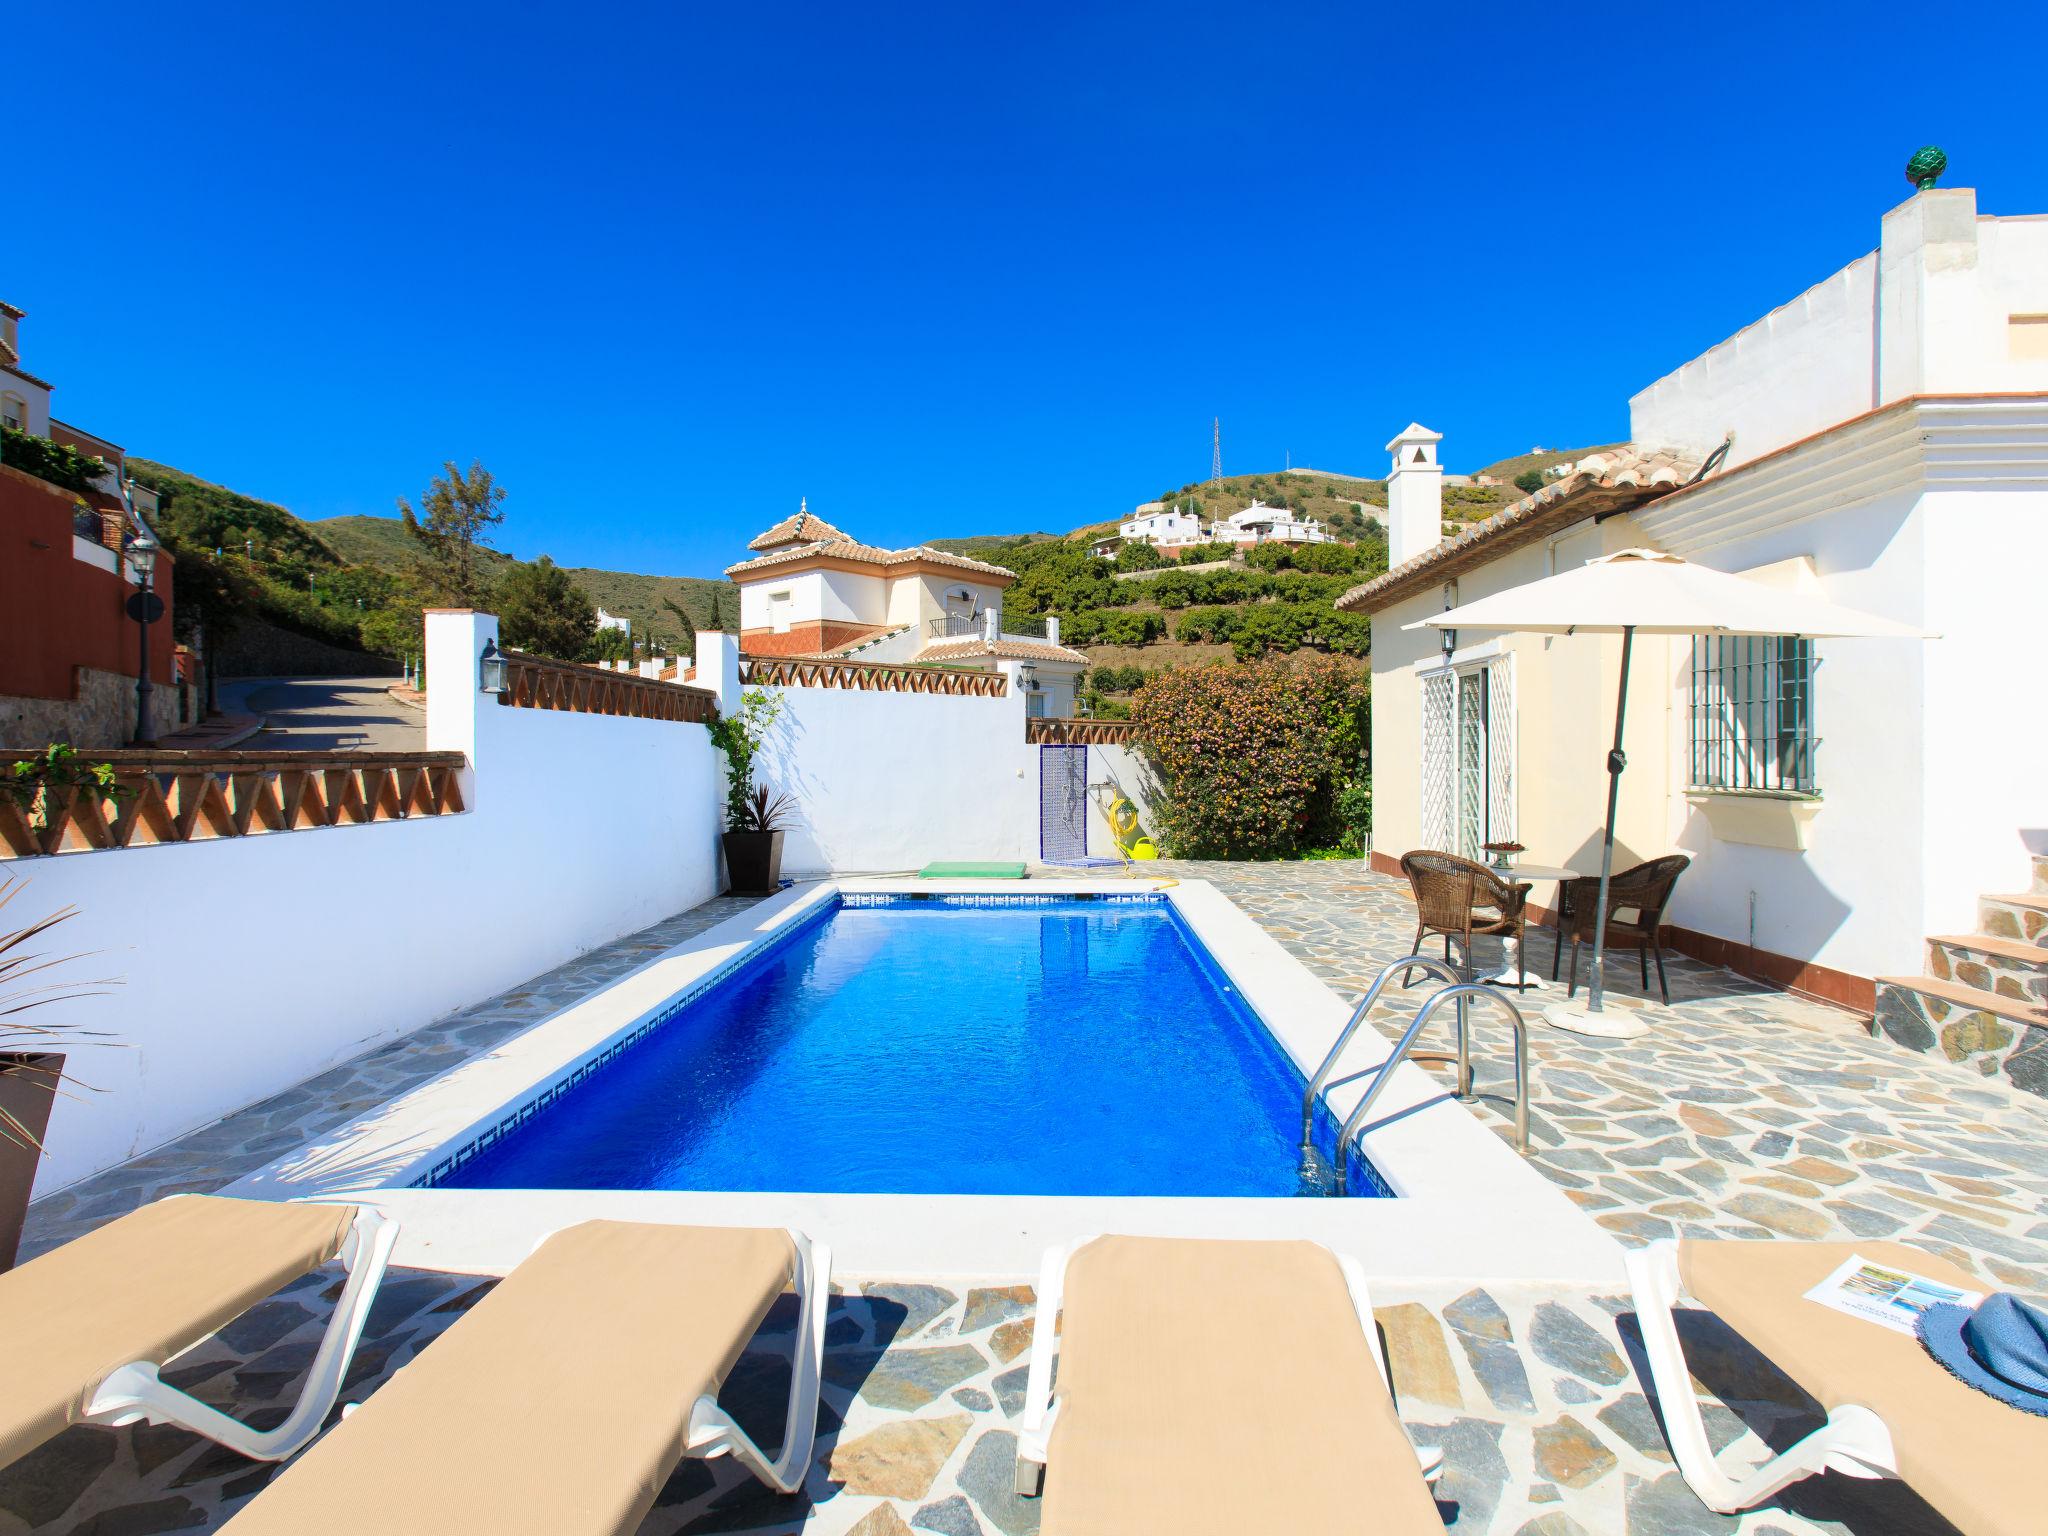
xmin=915 ymin=638 xmax=1090 ymax=666
xmin=725 ymin=540 xmax=1016 ymax=581
xmin=1335 ymin=448 xmax=1701 ymax=616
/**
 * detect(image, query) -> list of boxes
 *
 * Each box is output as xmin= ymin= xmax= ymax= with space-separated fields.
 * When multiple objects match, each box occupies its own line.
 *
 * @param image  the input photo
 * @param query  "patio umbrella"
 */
xmin=1405 ymin=548 xmax=1928 ymax=1039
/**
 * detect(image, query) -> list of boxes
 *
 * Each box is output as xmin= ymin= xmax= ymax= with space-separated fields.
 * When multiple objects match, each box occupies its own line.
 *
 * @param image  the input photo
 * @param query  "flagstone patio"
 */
xmin=11 ymin=862 xmax=2043 ymax=1534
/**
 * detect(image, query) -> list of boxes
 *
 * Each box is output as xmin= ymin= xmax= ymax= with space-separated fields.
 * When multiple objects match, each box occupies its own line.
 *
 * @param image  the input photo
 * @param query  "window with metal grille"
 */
xmin=1688 ymin=635 xmax=1818 ymax=794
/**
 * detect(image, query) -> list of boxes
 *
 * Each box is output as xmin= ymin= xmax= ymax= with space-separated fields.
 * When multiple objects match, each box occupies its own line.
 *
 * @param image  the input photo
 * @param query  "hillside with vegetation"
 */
xmin=939 ymin=451 xmax=1612 ymax=711
xmin=112 ymin=460 xmax=740 ymax=666
xmin=314 ymin=514 xmax=735 ymax=648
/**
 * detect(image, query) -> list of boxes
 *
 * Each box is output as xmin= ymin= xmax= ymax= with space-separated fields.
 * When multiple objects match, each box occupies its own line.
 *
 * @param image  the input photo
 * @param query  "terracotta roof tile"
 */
xmin=745 ymin=510 xmax=852 ymax=550
xmin=1334 ymin=445 xmax=1704 ymax=615
xmin=725 ymin=539 xmax=1015 ymax=581
xmin=819 ymin=624 xmax=916 ymax=658
xmin=916 ymin=637 xmax=1090 ymax=665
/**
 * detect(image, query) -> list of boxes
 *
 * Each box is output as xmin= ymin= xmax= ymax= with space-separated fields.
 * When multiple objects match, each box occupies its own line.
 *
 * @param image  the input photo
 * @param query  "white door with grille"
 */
xmin=1420 ymin=656 xmax=1514 ymax=859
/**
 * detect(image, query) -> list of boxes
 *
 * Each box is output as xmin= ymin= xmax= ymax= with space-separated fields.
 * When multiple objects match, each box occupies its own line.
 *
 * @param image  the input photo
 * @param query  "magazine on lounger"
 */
xmin=1802 ymin=1252 xmax=1984 ymax=1336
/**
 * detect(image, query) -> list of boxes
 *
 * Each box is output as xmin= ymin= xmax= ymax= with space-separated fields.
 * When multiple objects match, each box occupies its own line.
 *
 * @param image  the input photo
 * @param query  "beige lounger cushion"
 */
xmin=225 ymin=1220 xmax=795 ymax=1536
xmin=1681 ymin=1238 xmax=2048 ymax=1536
xmin=1042 ymin=1235 xmax=1444 ymax=1536
xmin=0 ymin=1195 xmax=355 ymax=1466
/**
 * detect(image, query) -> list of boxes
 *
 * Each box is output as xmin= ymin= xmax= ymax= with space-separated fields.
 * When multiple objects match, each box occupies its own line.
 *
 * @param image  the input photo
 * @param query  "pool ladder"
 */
xmin=1300 ymin=954 xmax=1532 ymax=1194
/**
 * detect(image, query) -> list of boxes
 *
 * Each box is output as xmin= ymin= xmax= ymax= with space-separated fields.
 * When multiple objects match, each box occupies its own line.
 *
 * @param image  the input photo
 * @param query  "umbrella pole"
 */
xmin=1586 ymin=624 xmax=1634 ymax=1015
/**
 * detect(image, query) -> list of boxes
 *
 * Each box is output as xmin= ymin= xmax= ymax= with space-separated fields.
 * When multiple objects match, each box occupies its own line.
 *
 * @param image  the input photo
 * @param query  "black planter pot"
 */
xmin=722 ymin=830 xmax=785 ymax=896
xmin=0 ymin=1053 xmax=62 ymax=1273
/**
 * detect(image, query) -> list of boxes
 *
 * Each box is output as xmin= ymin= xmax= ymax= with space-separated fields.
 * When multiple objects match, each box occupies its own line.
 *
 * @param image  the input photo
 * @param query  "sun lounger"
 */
xmin=0 ymin=1194 xmax=396 ymax=1466
xmin=1015 ymin=1234 xmax=1445 ymax=1535
xmin=222 ymin=1220 xmax=829 ymax=1534
xmin=1627 ymin=1237 xmax=2046 ymax=1534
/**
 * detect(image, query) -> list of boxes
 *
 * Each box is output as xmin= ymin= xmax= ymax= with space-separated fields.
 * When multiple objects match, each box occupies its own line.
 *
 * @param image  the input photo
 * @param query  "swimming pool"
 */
xmin=431 ymin=894 xmax=1386 ymax=1198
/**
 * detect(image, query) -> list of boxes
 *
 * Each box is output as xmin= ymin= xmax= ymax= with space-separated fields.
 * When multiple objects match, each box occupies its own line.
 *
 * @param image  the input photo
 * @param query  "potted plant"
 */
xmin=709 ymin=688 xmax=795 ymax=896
xmin=0 ymin=875 xmax=114 ymax=1271
xmin=725 ymin=783 xmax=795 ymax=895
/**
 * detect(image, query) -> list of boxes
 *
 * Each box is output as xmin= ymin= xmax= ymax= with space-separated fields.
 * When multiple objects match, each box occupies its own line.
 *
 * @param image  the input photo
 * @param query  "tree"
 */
xmin=1114 ymin=540 xmax=1163 ymax=572
xmin=1513 ymin=468 xmax=1546 ymax=495
xmin=585 ymin=625 xmax=632 ymax=663
xmin=661 ymin=597 xmax=699 ymax=659
xmin=399 ymin=460 xmax=505 ymax=606
xmin=494 ymin=556 xmax=597 ymax=660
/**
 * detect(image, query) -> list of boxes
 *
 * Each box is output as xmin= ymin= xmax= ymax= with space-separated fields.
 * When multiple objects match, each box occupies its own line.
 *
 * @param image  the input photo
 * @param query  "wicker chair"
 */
xmin=1560 ymin=854 xmax=1692 ymax=1004
xmin=1399 ymin=850 xmax=1528 ymax=981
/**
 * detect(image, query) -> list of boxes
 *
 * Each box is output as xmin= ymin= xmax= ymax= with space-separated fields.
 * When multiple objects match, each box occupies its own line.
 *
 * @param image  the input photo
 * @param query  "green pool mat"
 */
xmin=917 ymin=861 xmax=1028 ymax=879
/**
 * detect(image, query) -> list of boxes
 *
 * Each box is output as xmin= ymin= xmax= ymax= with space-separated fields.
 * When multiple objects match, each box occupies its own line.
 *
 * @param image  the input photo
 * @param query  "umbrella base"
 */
xmin=1543 ymin=999 xmax=1648 ymax=1040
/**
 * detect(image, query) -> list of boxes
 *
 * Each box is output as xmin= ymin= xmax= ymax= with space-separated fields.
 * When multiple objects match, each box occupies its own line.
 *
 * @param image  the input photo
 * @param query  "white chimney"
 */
xmin=1385 ymin=422 xmax=1444 ymax=568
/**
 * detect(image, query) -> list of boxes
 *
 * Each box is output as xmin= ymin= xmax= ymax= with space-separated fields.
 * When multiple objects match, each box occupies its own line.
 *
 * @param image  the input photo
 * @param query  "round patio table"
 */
xmin=1481 ymin=861 xmax=1580 ymax=990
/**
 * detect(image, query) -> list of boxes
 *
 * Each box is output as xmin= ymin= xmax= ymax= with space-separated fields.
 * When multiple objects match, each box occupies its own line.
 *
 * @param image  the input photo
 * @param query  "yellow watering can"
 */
xmin=1109 ymin=797 xmax=1159 ymax=861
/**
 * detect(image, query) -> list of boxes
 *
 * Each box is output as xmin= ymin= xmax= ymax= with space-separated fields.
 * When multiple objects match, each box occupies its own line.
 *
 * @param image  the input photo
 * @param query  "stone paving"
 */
xmin=12 ymin=864 xmax=2046 ymax=1534
xmin=1070 ymin=861 xmax=2048 ymax=1299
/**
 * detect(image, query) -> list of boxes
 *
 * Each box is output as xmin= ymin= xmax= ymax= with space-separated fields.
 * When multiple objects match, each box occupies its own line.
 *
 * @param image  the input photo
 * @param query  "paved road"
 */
xmin=220 ymin=676 xmax=425 ymax=752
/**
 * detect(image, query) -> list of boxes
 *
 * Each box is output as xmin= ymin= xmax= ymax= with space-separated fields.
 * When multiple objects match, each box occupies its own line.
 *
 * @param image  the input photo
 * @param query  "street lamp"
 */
xmin=126 ymin=537 xmax=162 ymax=746
xmin=478 ymin=638 xmax=510 ymax=696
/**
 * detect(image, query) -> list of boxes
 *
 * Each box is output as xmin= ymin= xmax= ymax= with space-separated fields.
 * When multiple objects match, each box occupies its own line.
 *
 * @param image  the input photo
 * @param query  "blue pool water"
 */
xmin=437 ymin=896 xmax=1384 ymax=1197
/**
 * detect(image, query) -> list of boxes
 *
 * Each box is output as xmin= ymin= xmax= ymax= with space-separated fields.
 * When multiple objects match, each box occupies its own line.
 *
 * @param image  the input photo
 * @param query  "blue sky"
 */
xmin=13 ymin=2 xmax=2045 ymax=575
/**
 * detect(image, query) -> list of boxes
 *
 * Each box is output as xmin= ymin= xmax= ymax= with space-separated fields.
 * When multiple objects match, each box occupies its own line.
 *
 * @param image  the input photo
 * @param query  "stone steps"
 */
xmin=1875 ymin=972 xmax=2048 ymax=1029
xmin=1872 ymin=974 xmax=2048 ymax=1097
xmin=1868 ymin=845 xmax=2048 ymax=1099
xmin=1980 ymin=892 xmax=2048 ymax=946
xmin=1928 ymin=933 xmax=2048 ymax=1004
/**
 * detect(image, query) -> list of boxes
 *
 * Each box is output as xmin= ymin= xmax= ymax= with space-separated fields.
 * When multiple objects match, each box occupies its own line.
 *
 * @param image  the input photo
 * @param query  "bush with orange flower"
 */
xmin=1130 ymin=655 xmax=1369 ymax=859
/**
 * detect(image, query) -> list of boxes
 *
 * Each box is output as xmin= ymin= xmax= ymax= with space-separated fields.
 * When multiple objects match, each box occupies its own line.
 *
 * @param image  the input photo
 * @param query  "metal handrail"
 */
xmin=1334 ymin=982 xmax=1531 ymax=1182
xmin=1300 ymin=953 xmax=1463 ymax=1155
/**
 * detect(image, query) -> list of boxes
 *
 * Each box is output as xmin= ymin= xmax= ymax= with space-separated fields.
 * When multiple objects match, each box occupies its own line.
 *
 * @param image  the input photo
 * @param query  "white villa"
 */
xmin=1092 ymin=498 xmax=1333 ymax=557
xmin=1090 ymin=503 xmax=1212 ymax=557
xmin=1218 ymin=500 xmax=1331 ymax=547
xmin=1343 ymin=181 xmax=2048 ymax=1080
xmin=723 ymin=503 xmax=1090 ymax=715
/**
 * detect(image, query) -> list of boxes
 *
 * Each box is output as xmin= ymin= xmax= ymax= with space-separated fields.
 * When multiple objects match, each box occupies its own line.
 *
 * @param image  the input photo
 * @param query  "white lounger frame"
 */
xmin=1625 ymin=1238 xmax=1900 ymax=1513
xmin=681 ymin=1231 xmax=834 ymax=1493
xmin=82 ymin=1200 xmax=400 ymax=1463
xmin=1014 ymin=1234 xmax=1444 ymax=1497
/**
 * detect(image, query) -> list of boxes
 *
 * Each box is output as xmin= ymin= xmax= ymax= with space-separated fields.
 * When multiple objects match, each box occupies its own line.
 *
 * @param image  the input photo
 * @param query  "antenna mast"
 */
xmin=1211 ymin=417 xmax=1222 ymax=488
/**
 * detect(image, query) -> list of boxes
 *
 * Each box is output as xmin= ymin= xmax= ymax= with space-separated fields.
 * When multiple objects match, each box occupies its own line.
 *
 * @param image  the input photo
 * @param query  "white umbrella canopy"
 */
xmin=1402 ymin=548 xmax=1930 ymax=1038
xmin=1401 ymin=548 xmax=1929 ymax=640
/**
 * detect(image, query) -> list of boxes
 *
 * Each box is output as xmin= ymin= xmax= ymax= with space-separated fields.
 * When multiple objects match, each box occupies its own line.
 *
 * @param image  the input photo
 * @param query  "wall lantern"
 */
xmin=1017 ymin=663 xmax=1040 ymax=691
xmin=478 ymin=638 xmax=510 ymax=696
xmin=1440 ymin=625 xmax=1457 ymax=662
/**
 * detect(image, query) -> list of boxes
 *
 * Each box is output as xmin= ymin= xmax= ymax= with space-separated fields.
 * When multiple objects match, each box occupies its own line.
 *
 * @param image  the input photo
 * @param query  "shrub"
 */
xmin=1131 ymin=655 xmax=1369 ymax=859
xmin=1114 ymin=540 xmax=1163 ymax=572
xmin=1 ymin=426 xmax=106 ymax=496
xmin=1513 ymin=469 xmax=1546 ymax=495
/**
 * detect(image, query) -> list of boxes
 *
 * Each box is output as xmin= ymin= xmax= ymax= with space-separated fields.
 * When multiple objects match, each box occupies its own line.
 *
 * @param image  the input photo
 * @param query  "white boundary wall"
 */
xmin=752 ymin=667 xmax=1036 ymax=874
xmin=12 ymin=611 xmax=723 ymax=1196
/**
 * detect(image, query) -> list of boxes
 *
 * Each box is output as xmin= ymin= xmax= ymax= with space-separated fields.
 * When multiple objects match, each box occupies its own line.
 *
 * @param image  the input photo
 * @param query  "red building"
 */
xmin=1 ymin=298 xmax=186 ymax=749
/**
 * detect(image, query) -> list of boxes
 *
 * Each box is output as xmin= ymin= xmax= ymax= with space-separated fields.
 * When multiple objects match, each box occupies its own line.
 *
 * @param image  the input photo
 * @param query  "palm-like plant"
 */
xmin=0 ymin=875 xmax=115 ymax=1151
xmin=740 ymin=783 xmax=796 ymax=835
